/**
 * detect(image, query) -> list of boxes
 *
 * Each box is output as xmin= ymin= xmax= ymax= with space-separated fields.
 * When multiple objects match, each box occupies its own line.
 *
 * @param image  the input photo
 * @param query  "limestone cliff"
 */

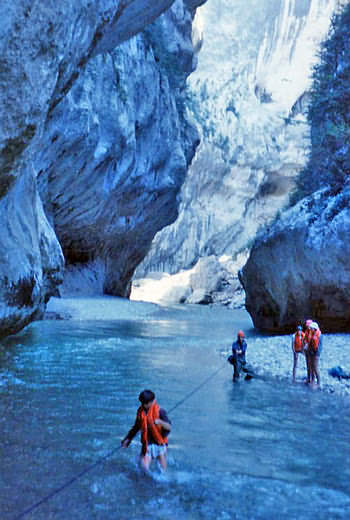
xmin=0 ymin=0 xmax=203 ymax=336
xmin=137 ymin=0 xmax=338 ymax=277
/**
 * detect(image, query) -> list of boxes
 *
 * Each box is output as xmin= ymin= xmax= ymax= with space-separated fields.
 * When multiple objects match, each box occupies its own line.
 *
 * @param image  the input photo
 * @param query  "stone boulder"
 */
xmin=240 ymin=185 xmax=350 ymax=333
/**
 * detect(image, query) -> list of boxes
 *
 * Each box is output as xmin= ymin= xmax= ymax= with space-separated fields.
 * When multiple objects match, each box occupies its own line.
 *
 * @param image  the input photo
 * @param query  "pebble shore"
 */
xmin=226 ymin=333 xmax=350 ymax=399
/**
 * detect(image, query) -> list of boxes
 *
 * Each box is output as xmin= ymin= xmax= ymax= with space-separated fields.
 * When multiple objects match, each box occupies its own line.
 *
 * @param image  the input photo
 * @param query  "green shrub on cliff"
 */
xmin=294 ymin=3 xmax=350 ymax=200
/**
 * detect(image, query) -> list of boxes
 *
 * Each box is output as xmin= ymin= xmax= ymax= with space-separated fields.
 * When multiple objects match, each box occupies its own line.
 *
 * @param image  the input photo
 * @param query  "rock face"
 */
xmin=240 ymin=185 xmax=350 ymax=333
xmin=137 ymin=0 xmax=338 ymax=276
xmin=37 ymin=1 xmax=201 ymax=298
xmin=0 ymin=0 xmax=203 ymax=336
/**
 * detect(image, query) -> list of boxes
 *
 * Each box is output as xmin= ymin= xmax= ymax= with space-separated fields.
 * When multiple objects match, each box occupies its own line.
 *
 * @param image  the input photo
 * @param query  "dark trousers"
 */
xmin=233 ymin=358 xmax=245 ymax=379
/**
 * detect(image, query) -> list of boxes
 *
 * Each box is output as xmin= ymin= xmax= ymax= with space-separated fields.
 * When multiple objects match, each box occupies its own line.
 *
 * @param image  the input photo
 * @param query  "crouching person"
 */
xmin=231 ymin=330 xmax=248 ymax=381
xmin=121 ymin=389 xmax=171 ymax=473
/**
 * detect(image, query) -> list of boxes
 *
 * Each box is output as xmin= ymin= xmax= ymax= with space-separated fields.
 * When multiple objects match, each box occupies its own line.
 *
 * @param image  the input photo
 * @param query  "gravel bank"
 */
xmin=223 ymin=333 xmax=350 ymax=398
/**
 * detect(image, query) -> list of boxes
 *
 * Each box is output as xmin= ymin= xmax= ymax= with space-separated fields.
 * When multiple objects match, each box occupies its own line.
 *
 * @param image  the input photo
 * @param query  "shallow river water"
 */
xmin=1 ymin=300 xmax=350 ymax=519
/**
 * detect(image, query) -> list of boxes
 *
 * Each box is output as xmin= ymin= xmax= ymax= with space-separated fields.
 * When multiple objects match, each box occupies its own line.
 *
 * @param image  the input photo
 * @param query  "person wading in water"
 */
xmin=121 ymin=389 xmax=171 ymax=473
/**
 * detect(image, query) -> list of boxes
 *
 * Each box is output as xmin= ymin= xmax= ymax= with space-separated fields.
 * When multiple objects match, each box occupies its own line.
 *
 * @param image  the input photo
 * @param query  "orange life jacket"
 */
xmin=304 ymin=328 xmax=312 ymax=344
xmin=137 ymin=401 xmax=168 ymax=454
xmin=293 ymin=331 xmax=305 ymax=352
xmin=309 ymin=329 xmax=321 ymax=351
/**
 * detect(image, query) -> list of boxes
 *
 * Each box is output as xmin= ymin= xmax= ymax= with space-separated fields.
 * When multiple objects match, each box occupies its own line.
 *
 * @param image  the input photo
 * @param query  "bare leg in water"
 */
xmin=157 ymin=450 xmax=167 ymax=472
xmin=140 ymin=446 xmax=168 ymax=473
xmin=140 ymin=454 xmax=152 ymax=473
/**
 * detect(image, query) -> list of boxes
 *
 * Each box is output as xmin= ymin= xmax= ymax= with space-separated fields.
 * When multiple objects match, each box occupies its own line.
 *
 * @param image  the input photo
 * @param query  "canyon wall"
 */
xmin=138 ymin=0 xmax=338 ymax=276
xmin=0 ymin=0 xmax=204 ymax=335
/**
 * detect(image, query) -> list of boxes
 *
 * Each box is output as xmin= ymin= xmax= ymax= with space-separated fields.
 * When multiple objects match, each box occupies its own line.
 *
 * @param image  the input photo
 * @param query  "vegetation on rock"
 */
xmin=294 ymin=3 xmax=350 ymax=200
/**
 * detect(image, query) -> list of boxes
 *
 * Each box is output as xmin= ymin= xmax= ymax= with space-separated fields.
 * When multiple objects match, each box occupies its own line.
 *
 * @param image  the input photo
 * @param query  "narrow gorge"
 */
xmin=0 ymin=0 xmax=349 ymax=337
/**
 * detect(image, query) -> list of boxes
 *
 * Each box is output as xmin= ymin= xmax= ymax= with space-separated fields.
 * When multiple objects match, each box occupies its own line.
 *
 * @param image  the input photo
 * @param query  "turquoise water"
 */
xmin=1 ymin=303 xmax=350 ymax=519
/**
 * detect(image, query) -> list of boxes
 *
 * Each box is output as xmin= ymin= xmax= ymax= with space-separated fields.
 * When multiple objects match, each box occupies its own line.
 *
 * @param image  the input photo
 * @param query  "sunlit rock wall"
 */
xmin=138 ymin=0 xmax=338 ymax=276
xmin=0 ymin=0 xmax=203 ymax=335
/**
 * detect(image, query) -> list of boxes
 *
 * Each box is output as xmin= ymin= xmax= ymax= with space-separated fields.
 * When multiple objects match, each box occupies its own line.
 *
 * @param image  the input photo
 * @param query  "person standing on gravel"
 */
xmin=303 ymin=319 xmax=313 ymax=383
xmin=308 ymin=322 xmax=322 ymax=388
xmin=291 ymin=325 xmax=305 ymax=382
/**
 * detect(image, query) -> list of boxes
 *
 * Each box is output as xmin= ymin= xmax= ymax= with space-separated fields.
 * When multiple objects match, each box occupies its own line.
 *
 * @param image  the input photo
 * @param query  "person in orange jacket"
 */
xmin=121 ymin=389 xmax=171 ymax=473
xmin=307 ymin=322 xmax=322 ymax=387
xmin=291 ymin=325 xmax=305 ymax=382
xmin=303 ymin=319 xmax=313 ymax=383
xmin=231 ymin=330 xmax=248 ymax=381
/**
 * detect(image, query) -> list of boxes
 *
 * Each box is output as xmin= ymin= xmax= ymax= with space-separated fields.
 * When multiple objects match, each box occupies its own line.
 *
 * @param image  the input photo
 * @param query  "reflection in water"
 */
xmin=0 ymin=304 xmax=350 ymax=520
